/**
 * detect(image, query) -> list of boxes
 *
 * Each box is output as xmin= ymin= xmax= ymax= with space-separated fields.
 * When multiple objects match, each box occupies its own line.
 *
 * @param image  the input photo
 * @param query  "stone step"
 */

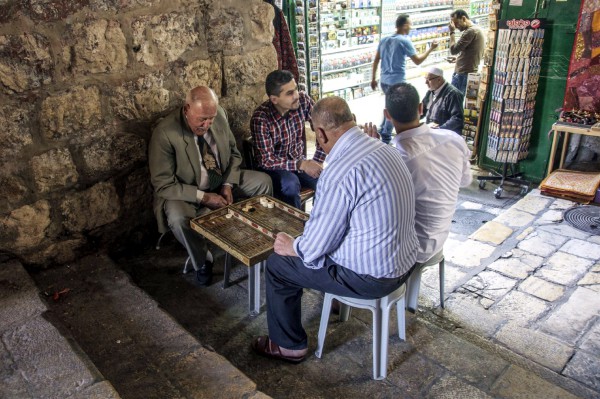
xmin=28 ymin=254 xmax=268 ymax=399
xmin=0 ymin=259 xmax=120 ymax=399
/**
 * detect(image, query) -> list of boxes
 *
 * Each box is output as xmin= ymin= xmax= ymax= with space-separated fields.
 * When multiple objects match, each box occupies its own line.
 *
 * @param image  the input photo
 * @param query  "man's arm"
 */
xmin=450 ymin=28 xmax=474 ymax=55
xmin=370 ymin=50 xmax=381 ymax=90
xmin=409 ymin=40 xmax=439 ymax=65
xmin=439 ymin=92 xmax=464 ymax=133
xmin=460 ymin=144 xmax=473 ymax=187
xmin=148 ymin=126 xmax=197 ymax=204
xmin=293 ymin=184 xmax=351 ymax=269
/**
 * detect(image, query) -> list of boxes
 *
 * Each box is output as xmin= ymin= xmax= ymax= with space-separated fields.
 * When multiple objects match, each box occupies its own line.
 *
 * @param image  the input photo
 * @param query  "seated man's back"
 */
xmin=387 ymin=83 xmax=471 ymax=263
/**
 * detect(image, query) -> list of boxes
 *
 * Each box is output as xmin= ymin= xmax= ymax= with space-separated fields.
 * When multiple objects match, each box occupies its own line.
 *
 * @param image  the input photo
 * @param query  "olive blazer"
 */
xmin=148 ymin=105 xmax=242 ymax=233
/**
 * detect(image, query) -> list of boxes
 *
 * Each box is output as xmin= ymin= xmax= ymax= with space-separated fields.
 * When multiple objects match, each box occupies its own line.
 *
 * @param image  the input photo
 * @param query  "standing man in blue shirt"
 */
xmin=251 ymin=96 xmax=419 ymax=363
xmin=371 ymin=14 xmax=439 ymax=144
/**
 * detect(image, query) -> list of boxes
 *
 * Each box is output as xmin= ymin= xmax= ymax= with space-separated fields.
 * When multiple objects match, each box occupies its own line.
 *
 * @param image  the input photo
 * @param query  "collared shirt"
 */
xmin=377 ymin=34 xmax=416 ymax=85
xmin=294 ymin=126 xmax=418 ymax=278
xmin=250 ymin=91 xmax=326 ymax=171
xmin=195 ymin=131 xmax=221 ymax=191
xmin=392 ymin=124 xmax=472 ymax=262
xmin=426 ymin=83 xmax=446 ymax=110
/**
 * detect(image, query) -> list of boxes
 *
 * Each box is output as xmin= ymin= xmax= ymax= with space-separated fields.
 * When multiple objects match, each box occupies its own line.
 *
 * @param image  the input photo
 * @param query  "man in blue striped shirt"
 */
xmin=252 ymin=96 xmax=419 ymax=363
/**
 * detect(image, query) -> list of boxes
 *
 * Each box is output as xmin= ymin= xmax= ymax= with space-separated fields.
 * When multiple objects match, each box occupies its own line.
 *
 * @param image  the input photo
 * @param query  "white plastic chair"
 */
xmin=405 ymin=250 xmax=445 ymax=313
xmin=314 ymin=284 xmax=407 ymax=380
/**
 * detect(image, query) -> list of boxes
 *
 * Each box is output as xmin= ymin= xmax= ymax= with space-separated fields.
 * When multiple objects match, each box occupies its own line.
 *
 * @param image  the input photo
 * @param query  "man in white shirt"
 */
xmin=386 ymin=82 xmax=472 ymax=311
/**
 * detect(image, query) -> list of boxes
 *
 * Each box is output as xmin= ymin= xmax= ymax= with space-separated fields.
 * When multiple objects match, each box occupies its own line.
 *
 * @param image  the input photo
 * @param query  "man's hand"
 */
xmin=201 ymin=193 xmax=228 ymax=209
xmin=300 ymin=160 xmax=323 ymax=179
xmin=273 ymin=232 xmax=298 ymax=257
xmin=448 ymin=21 xmax=456 ymax=33
xmin=428 ymin=122 xmax=440 ymax=129
xmin=220 ymin=185 xmax=233 ymax=205
xmin=370 ymin=79 xmax=378 ymax=91
xmin=360 ymin=122 xmax=380 ymax=139
xmin=430 ymin=40 xmax=439 ymax=50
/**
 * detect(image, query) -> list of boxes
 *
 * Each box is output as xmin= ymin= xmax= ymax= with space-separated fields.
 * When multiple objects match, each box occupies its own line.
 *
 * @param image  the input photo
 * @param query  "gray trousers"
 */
xmin=164 ymin=170 xmax=272 ymax=271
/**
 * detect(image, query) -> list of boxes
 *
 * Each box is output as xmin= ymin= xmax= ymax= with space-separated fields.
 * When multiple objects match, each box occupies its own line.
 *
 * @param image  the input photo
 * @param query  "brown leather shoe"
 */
xmin=251 ymin=336 xmax=306 ymax=364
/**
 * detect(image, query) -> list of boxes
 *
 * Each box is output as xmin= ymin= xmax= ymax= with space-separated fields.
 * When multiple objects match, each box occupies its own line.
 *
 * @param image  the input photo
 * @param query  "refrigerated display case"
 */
xmin=291 ymin=0 xmax=383 ymax=101
xmin=385 ymin=0 xmax=454 ymax=76
xmin=320 ymin=0 xmax=382 ymax=100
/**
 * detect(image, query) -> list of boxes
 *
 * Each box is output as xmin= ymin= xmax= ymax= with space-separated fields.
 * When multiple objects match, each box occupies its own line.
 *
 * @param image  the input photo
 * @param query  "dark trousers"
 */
xmin=260 ymin=169 xmax=318 ymax=209
xmin=265 ymin=254 xmax=415 ymax=350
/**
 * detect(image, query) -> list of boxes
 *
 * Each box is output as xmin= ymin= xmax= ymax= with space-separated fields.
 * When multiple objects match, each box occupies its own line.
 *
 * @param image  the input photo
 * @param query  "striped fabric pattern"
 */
xmin=294 ymin=126 xmax=418 ymax=278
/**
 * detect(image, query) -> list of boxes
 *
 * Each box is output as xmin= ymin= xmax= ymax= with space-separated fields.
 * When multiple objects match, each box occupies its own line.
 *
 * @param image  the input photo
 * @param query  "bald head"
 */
xmin=186 ymin=86 xmax=218 ymax=107
xmin=311 ymin=96 xmax=356 ymax=153
xmin=184 ymin=86 xmax=219 ymax=136
xmin=311 ymin=97 xmax=355 ymax=132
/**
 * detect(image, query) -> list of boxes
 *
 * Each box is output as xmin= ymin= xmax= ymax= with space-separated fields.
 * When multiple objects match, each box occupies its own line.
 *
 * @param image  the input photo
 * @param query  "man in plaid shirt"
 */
xmin=250 ymin=70 xmax=326 ymax=208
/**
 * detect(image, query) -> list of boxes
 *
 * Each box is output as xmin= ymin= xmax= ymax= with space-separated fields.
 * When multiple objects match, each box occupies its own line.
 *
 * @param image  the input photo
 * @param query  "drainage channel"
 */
xmin=564 ymin=205 xmax=600 ymax=235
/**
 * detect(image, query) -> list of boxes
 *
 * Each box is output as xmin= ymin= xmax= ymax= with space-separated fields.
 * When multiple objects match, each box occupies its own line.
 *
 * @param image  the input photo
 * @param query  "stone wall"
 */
xmin=0 ymin=0 xmax=277 ymax=266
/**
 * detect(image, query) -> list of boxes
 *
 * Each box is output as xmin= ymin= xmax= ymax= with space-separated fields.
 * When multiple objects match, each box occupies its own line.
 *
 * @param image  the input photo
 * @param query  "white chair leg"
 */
xmin=372 ymin=302 xmax=384 ymax=380
xmin=379 ymin=298 xmax=391 ymax=380
xmin=397 ymin=296 xmax=406 ymax=341
xmin=156 ymin=231 xmax=169 ymax=250
xmin=406 ymin=267 xmax=423 ymax=313
xmin=182 ymin=257 xmax=192 ymax=274
xmin=439 ymin=259 xmax=445 ymax=308
xmin=315 ymin=293 xmax=334 ymax=358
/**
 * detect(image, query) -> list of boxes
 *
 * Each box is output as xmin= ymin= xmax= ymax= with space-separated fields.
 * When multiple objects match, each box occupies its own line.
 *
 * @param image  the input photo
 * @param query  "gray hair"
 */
xmin=311 ymin=97 xmax=354 ymax=131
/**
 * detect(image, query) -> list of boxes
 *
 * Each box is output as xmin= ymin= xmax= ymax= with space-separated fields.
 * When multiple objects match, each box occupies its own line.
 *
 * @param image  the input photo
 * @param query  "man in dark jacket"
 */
xmin=421 ymin=67 xmax=464 ymax=135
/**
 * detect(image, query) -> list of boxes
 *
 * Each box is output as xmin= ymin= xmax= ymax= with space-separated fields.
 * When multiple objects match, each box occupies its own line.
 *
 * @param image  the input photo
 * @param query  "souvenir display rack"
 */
xmin=477 ymin=18 xmax=546 ymax=198
xmin=293 ymin=0 xmax=319 ymax=97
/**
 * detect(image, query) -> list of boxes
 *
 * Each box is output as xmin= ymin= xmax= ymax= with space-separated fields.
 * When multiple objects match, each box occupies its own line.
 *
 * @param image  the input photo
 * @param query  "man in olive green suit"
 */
xmin=149 ymin=86 xmax=272 ymax=286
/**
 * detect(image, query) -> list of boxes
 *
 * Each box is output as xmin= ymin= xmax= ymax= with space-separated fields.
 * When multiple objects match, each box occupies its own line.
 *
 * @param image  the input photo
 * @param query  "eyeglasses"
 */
xmin=425 ymin=76 xmax=441 ymax=82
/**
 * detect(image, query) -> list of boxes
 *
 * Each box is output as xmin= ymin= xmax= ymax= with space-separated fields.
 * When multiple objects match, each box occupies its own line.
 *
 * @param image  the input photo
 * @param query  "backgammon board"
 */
xmin=190 ymin=195 xmax=309 ymax=266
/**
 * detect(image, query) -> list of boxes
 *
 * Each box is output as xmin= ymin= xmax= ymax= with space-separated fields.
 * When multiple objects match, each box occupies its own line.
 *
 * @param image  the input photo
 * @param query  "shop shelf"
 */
xmin=321 ymin=43 xmax=377 ymax=56
xmin=322 ymin=62 xmax=373 ymax=75
xmin=396 ymin=5 xmax=452 ymax=14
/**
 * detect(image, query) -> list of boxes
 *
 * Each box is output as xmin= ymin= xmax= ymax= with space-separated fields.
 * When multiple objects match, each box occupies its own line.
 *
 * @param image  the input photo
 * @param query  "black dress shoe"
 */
xmin=195 ymin=261 xmax=213 ymax=286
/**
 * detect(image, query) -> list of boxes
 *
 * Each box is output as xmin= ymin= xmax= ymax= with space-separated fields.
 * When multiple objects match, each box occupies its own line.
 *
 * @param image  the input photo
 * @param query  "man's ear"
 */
xmin=418 ymin=102 xmax=423 ymax=115
xmin=315 ymin=127 xmax=328 ymax=145
xmin=384 ymin=108 xmax=392 ymax=122
xmin=269 ymin=94 xmax=279 ymax=105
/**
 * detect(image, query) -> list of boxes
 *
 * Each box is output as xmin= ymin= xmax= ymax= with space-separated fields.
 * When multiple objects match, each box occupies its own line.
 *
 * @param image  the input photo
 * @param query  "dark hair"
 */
xmin=265 ymin=70 xmax=295 ymax=96
xmin=451 ymin=9 xmax=470 ymax=20
xmin=385 ymin=83 xmax=420 ymax=123
xmin=396 ymin=14 xmax=410 ymax=30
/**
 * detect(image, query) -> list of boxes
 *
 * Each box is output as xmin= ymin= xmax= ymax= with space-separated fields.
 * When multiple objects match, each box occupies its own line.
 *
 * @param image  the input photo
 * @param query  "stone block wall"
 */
xmin=0 ymin=0 xmax=277 ymax=266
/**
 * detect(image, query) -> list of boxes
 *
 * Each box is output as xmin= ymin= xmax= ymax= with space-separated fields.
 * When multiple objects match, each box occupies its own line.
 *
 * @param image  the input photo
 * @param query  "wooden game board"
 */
xmin=190 ymin=195 xmax=308 ymax=266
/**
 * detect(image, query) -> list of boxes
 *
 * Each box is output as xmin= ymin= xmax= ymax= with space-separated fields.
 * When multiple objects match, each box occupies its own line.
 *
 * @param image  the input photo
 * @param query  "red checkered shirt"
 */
xmin=250 ymin=92 xmax=326 ymax=171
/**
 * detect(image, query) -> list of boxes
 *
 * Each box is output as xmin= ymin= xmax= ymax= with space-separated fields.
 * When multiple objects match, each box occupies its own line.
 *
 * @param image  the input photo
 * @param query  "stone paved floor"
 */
xmin=110 ymin=170 xmax=599 ymax=398
xmin=423 ymin=184 xmax=600 ymax=395
xmin=3 ymin=166 xmax=599 ymax=399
